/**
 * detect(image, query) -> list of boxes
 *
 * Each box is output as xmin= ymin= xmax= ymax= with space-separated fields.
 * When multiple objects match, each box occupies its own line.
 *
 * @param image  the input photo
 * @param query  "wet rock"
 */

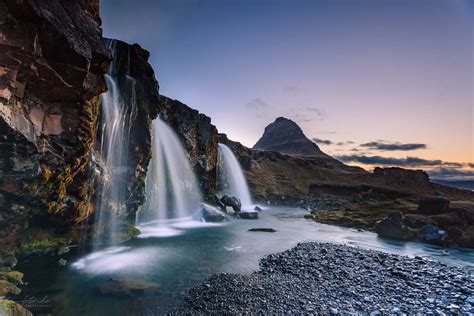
xmin=220 ymin=195 xmax=242 ymax=212
xmin=58 ymin=258 xmax=67 ymax=266
xmin=96 ymin=278 xmax=158 ymax=298
xmin=234 ymin=212 xmax=259 ymax=220
xmin=254 ymin=206 xmax=263 ymax=212
xmin=0 ymin=271 xmax=23 ymax=286
xmin=418 ymin=225 xmax=446 ymax=242
xmin=248 ymin=228 xmax=276 ymax=233
xmin=375 ymin=212 xmax=415 ymax=241
xmin=193 ymin=204 xmax=231 ymax=223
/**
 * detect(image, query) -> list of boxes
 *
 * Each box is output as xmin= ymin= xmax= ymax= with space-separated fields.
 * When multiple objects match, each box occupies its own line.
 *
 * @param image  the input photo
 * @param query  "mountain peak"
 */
xmin=253 ymin=117 xmax=330 ymax=158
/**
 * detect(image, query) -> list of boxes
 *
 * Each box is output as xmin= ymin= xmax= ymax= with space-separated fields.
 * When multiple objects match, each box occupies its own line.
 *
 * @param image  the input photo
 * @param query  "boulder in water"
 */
xmin=96 ymin=278 xmax=159 ymax=298
xmin=220 ymin=195 xmax=242 ymax=212
xmin=418 ymin=225 xmax=446 ymax=243
xmin=375 ymin=212 xmax=415 ymax=241
xmin=193 ymin=204 xmax=231 ymax=223
xmin=248 ymin=228 xmax=276 ymax=232
xmin=254 ymin=206 xmax=263 ymax=212
xmin=234 ymin=212 xmax=259 ymax=220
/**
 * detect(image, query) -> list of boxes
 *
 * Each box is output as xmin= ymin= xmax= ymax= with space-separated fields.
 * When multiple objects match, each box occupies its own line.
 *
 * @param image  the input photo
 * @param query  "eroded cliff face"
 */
xmin=98 ymin=39 xmax=161 ymax=221
xmin=0 ymin=0 xmax=110 ymax=251
xmin=160 ymin=96 xmax=218 ymax=197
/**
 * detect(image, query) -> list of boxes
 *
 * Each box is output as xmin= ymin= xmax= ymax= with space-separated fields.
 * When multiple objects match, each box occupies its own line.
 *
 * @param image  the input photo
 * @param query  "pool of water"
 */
xmin=18 ymin=207 xmax=474 ymax=315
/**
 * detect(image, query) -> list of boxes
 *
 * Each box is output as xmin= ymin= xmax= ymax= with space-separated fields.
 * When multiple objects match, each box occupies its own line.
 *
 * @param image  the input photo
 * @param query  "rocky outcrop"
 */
xmin=99 ymin=39 xmax=161 ymax=219
xmin=160 ymin=96 xmax=218 ymax=197
xmin=253 ymin=117 xmax=331 ymax=158
xmin=0 ymin=0 xmax=110 ymax=251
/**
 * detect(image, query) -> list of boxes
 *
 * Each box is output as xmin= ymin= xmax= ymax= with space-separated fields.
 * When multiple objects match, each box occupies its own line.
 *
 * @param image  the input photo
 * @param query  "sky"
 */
xmin=101 ymin=0 xmax=473 ymax=180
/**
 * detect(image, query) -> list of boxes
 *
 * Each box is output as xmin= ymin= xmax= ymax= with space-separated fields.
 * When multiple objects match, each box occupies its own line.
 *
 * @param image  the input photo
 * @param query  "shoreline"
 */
xmin=174 ymin=242 xmax=474 ymax=314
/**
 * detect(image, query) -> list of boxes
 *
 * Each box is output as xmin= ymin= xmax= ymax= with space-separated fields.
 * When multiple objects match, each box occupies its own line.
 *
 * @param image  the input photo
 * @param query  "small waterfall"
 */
xmin=138 ymin=117 xmax=202 ymax=223
xmin=94 ymin=40 xmax=137 ymax=247
xmin=217 ymin=143 xmax=252 ymax=208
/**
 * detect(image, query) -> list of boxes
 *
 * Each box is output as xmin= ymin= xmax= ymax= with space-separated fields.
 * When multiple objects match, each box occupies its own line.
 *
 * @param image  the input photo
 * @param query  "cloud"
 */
xmin=312 ymin=138 xmax=333 ymax=145
xmin=360 ymin=141 xmax=426 ymax=151
xmin=428 ymin=168 xmax=474 ymax=180
xmin=336 ymin=155 xmax=443 ymax=167
xmin=246 ymin=98 xmax=270 ymax=118
xmin=336 ymin=141 xmax=355 ymax=146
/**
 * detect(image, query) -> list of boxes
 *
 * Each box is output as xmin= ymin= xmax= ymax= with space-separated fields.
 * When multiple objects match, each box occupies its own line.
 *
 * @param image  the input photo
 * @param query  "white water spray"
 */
xmin=217 ymin=143 xmax=252 ymax=208
xmin=138 ymin=117 xmax=202 ymax=223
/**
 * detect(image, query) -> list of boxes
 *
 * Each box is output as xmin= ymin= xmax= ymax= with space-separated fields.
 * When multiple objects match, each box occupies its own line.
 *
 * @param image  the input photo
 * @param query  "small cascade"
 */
xmin=94 ymin=39 xmax=137 ymax=247
xmin=217 ymin=143 xmax=253 ymax=208
xmin=138 ymin=117 xmax=202 ymax=223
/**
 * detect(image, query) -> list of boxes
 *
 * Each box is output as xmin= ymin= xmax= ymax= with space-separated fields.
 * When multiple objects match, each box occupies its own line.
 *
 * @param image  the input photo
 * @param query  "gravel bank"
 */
xmin=174 ymin=242 xmax=473 ymax=314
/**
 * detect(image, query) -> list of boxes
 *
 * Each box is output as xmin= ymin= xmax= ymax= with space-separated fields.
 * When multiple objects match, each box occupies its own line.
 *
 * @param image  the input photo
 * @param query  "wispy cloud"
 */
xmin=288 ymin=106 xmax=326 ymax=123
xmin=336 ymin=155 xmax=442 ymax=167
xmin=360 ymin=141 xmax=426 ymax=151
xmin=246 ymin=98 xmax=270 ymax=118
xmin=428 ymin=168 xmax=474 ymax=180
xmin=312 ymin=138 xmax=333 ymax=145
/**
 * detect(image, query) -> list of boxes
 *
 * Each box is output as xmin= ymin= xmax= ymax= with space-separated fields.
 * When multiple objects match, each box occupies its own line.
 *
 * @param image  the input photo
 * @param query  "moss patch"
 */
xmin=0 ymin=299 xmax=32 ymax=316
xmin=0 ymin=271 xmax=23 ymax=285
xmin=310 ymin=199 xmax=418 ymax=231
xmin=0 ymin=280 xmax=21 ymax=296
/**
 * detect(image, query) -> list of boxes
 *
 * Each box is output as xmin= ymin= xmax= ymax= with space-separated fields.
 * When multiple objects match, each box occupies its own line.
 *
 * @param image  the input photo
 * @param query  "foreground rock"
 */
xmin=96 ymin=278 xmax=158 ymax=298
xmin=193 ymin=204 xmax=231 ymax=223
xmin=175 ymin=242 xmax=473 ymax=314
xmin=220 ymin=195 xmax=242 ymax=212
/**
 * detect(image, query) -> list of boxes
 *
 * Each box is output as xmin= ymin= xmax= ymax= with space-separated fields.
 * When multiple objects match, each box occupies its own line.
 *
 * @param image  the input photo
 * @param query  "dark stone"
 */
xmin=248 ymin=228 xmax=276 ymax=232
xmin=418 ymin=225 xmax=446 ymax=242
xmin=220 ymin=195 xmax=242 ymax=212
xmin=254 ymin=206 xmax=263 ymax=212
xmin=234 ymin=212 xmax=259 ymax=220
xmin=375 ymin=212 xmax=415 ymax=241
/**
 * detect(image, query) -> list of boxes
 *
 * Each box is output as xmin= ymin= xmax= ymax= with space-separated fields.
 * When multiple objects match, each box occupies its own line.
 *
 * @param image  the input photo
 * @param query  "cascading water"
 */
xmin=94 ymin=39 xmax=137 ymax=247
xmin=217 ymin=143 xmax=253 ymax=208
xmin=138 ymin=117 xmax=202 ymax=224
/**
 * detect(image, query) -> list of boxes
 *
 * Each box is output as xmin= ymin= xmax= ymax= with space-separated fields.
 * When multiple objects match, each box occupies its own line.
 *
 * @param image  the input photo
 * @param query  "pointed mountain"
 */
xmin=253 ymin=117 xmax=331 ymax=158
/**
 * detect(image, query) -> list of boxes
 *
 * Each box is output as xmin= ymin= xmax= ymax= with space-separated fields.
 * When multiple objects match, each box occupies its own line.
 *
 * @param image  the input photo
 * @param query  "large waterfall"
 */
xmin=217 ymin=143 xmax=253 ymax=208
xmin=94 ymin=40 xmax=137 ymax=246
xmin=138 ymin=117 xmax=202 ymax=224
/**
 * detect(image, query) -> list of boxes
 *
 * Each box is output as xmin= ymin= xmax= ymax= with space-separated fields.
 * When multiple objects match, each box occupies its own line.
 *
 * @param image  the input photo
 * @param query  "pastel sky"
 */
xmin=101 ymin=0 xmax=473 ymax=179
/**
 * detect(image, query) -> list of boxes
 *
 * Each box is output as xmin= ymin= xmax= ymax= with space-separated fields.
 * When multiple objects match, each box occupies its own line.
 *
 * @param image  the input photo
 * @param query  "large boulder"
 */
xmin=234 ymin=212 xmax=259 ymax=220
xmin=418 ymin=225 xmax=446 ymax=244
xmin=192 ymin=204 xmax=231 ymax=223
xmin=220 ymin=195 xmax=242 ymax=213
xmin=96 ymin=278 xmax=158 ymax=298
xmin=375 ymin=212 xmax=415 ymax=241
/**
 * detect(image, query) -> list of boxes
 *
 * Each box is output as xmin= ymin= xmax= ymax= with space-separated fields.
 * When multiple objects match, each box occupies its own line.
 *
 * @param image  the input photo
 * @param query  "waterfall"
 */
xmin=94 ymin=39 xmax=137 ymax=246
xmin=138 ymin=117 xmax=202 ymax=223
xmin=217 ymin=143 xmax=253 ymax=208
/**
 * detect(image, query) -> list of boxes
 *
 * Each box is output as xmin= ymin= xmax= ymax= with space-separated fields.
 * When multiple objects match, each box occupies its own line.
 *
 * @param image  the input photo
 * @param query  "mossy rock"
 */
xmin=0 ymin=299 xmax=32 ymax=316
xmin=113 ymin=224 xmax=141 ymax=243
xmin=19 ymin=235 xmax=66 ymax=255
xmin=0 ymin=271 xmax=23 ymax=285
xmin=0 ymin=279 xmax=21 ymax=296
xmin=94 ymin=223 xmax=141 ymax=245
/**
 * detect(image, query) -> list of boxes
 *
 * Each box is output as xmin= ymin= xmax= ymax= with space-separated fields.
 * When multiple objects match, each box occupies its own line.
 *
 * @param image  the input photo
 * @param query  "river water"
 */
xmin=18 ymin=207 xmax=474 ymax=315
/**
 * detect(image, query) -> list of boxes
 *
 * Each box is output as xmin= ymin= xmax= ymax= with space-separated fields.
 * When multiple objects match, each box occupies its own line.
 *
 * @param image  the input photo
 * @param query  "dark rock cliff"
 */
xmin=160 ymin=96 xmax=218 ymax=197
xmin=0 ymin=0 xmax=110 ymax=251
xmin=99 ymin=39 xmax=161 ymax=220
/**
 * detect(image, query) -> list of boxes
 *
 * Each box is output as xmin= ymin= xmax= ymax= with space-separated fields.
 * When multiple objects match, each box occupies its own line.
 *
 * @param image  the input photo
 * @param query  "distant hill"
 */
xmin=432 ymin=179 xmax=474 ymax=191
xmin=253 ymin=117 xmax=331 ymax=159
